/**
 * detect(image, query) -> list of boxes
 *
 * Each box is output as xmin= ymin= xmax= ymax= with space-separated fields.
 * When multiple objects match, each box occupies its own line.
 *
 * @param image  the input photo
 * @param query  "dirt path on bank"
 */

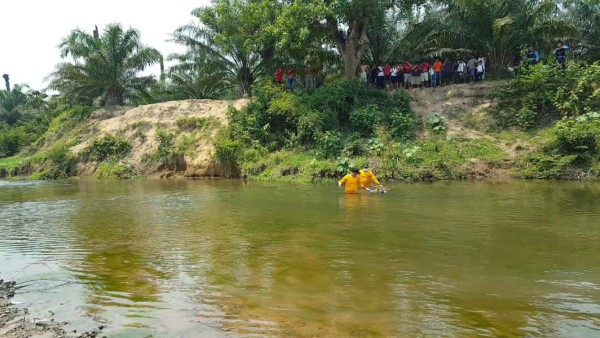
xmin=408 ymin=81 xmax=518 ymax=176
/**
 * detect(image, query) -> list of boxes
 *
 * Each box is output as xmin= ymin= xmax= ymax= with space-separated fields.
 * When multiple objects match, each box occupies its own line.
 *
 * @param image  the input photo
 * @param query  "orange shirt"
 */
xmin=339 ymin=174 xmax=361 ymax=194
xmin=434 ymin=61 xmax=443 ymax=72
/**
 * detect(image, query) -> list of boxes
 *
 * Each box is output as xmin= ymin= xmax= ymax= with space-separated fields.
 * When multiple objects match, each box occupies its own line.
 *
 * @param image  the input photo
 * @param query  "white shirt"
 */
xmin=391 ymin=67 xmax=398 ymax=76
xmin=377 ymin=67 xmax=384 ymax=77
xmin=457 ymin=62 xmax=465 ymax=72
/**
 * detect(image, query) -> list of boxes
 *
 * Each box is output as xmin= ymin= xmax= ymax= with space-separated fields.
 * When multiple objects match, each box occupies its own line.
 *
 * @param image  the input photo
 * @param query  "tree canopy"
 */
xmin=48 ymin=23 xmax=162 ymax=106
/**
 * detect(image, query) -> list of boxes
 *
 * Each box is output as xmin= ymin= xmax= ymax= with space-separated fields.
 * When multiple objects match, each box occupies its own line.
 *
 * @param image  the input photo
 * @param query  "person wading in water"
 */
xmin=338 ymin=169 xmax=362 ymax=194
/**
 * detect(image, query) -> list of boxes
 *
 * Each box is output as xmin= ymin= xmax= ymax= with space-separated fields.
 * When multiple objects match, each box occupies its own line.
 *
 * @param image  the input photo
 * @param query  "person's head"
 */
xmin=350 ymin=168 xmax=360 ymax=177
xmin=362 ymin=163 xmax=370 ymax=172
xmin=528 ymin=46 xmax=534 ymax=52
xmin=557 ymin=41 xmax=563 ymax=48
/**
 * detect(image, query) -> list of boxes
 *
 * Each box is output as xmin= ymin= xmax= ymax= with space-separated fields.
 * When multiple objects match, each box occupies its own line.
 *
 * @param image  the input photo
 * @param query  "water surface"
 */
xmin=1 ymin=179 xmax=599 ymax=337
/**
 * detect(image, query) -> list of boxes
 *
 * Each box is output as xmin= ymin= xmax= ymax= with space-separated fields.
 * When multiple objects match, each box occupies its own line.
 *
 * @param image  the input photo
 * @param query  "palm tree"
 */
xmin=169 ymin=7 xmax=264 ymax=98
xmin=564 ymin=0 xmax=600 ymax=60
xmin=404 ymin=0 xmax=576 ymax=71
xmin=48 ymin=23 xmax=162 ymax=106
xmin=0 ymin=85 xmax=45 ymax=125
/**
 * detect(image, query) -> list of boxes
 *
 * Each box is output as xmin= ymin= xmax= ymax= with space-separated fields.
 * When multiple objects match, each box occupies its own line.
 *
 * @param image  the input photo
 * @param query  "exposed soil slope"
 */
xmin=71 ymin=99 xmax=247 ymax=178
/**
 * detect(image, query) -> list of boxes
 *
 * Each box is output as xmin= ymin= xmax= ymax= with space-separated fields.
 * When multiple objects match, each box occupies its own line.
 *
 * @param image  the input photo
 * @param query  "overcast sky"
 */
xmin=0 ymin=0 xmax=211 ymax=91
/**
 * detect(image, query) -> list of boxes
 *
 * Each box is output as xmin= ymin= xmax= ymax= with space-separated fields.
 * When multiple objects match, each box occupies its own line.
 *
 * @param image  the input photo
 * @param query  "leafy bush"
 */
xmin=0 ymin=126 xmax=32 ymax=157
xmin=425 ymin=114 xmax=447 ymax=134
xmin=84 ymin=134 xmax=132 ymax=162
xmin=350 ymin=105 xmax=381 ymax=136
xmin=30 ymin=145 xmax=75 ymax=179
xmin=215 ymin=137 xmax=241 ymax=178
xmin=93 ymin=161 xmax=139 ymax=179
xmin=317 ymin=130 xmax=343 ymax=159
xmin=496 ymin=61 xmax=600 ymax=129
xmin=516 ymin=113 xmax=600 ymax=178
xmin=143 ymin=129 xmax=184 ymax=170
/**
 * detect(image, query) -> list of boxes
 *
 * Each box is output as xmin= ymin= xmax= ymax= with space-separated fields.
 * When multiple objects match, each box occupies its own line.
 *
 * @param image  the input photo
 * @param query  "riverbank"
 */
xmin=0 ymin=279 xmax=103 ymax=338
xmin=0 ymin=80 xmax=598 ymax=182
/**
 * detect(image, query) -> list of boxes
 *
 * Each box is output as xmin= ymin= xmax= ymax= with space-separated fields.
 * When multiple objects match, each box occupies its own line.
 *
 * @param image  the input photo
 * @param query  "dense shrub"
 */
xmin=517 ymin=113 xmax=600 ymax=178
xmin=496 ymin=61 xmax=600 ymax=129
xmin=84 ymin=134 xmax=132 ymax=162
xmin=350 ymin=105 xmax=381 ymax=136
xmin=228 ymin=80 xmax=415 ymax=152
xmin=93 ymin=161 xmax=139 ymax=179
xmin=0 ymin=126 xmax=32 ymax=157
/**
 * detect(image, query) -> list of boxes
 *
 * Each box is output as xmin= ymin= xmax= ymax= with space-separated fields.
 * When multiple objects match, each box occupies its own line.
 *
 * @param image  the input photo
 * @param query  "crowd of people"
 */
xmin=275 ymin=64 xmax=315 ymax=91
xmin=360 ymin=54 xmax=486 ymax=90
xmin=273 ymin=42 xmax=570 ymax=91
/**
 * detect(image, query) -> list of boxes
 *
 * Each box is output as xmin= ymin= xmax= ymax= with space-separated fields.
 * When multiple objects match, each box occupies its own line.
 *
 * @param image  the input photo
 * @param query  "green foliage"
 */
xmin=350 ymin=105 xmax=381 ymax=136
xmin=516 ymin=113 xmax=600 ymax=178
xmin=30 ymin=145 xmax=75 ymax=180
xmin=92 ymin=161 xmax=139 ymax=179
xmin=84 ymin=134 xmax=132 ymax=162
xmin=215 ymin=136 xmax=241 ymax=178
xmin=0 ymin=126 xmax=32 ymax=157
xmin=48 ymin=23 xmax=162 ymax=105
xmin=425 ymin=114 xmax=447 ymax=134
xmin=404 ymin=0 xmax=575 ymax=71
xmin=143 ymin=129 xmax=184 ymax=171
xmin=229 ymin=80 xmax=414 ymax=153
xmin=496 ymin=62 xmax=600 ymax=129
xmin=317 ymin=131 xmax=343 ymax=159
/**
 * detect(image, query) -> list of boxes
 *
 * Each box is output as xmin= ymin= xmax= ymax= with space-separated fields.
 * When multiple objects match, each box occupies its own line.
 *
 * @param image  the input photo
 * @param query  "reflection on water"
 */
xmin=1 ymin=179 xmax=600 ymax=337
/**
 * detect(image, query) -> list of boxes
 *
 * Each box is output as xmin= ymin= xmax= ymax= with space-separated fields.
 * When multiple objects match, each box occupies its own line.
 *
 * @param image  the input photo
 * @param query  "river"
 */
xmin=0 ymin=179 xmax=599 ymax=337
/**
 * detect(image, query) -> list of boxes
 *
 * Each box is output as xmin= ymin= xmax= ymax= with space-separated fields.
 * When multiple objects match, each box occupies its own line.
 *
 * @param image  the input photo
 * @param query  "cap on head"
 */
xmin=362 ymin=162 xmax=369 ymax=169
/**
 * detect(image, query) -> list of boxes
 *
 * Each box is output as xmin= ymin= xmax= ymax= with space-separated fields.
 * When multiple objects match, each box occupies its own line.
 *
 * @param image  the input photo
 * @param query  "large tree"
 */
xmin=170 ymin=4 xmax=268 ymax=98
xmin=48 ymin=23 xmax=162 ymax=106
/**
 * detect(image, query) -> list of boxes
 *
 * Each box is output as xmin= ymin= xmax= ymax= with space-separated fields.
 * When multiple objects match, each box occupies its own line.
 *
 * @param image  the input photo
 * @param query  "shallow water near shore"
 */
xmin=1 ymin=179 xmax=599 ymax=337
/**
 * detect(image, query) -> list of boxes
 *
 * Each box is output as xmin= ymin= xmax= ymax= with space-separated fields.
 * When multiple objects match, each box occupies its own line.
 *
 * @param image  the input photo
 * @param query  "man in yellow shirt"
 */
xmin=359 ymin=163 xmax=383 ymax=192
xmin=338 ymin=169 xmax=362 ymax=194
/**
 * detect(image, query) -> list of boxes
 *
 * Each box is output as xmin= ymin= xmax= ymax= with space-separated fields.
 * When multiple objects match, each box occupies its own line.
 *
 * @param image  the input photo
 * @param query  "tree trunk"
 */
xmin=2 ymin=74 xmax=10 ymax=92
xmin=327 ymin=16 xmax=370 ymax=79
xmin=105 ymin=90 xmax=124 ymax=106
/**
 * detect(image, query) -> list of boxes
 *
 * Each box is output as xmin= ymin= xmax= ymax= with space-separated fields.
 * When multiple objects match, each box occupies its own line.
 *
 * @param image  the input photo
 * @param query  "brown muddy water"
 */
xmin=0 ymin=179 xmax=599 ymax=337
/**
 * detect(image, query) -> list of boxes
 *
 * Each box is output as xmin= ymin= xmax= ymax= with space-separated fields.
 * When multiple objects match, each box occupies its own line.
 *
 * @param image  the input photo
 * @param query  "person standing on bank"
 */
xmin=304 ymin=64 xmax=315 ymax=90
xmin=338 ymin=169 xmax=362 ymax=194
xmin=553 ymin=42 xmax=569 ymax=68
xmin=359 ymin=164 xmax=383 ymax=192
xmin=287 ymin=67 xmax=296 ymax=91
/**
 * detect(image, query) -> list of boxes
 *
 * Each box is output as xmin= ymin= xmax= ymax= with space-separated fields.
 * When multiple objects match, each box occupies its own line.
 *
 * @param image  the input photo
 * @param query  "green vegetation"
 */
xmin=48 ymin=23 xmax=162 ymax=106
xmin=0 ymin=0 xmax=598 ymax=181
xmin=142 ymin=129 xmax=185 ymax=171
xmin=516 ymin=113 xmax=600 ymax=179
xmin=92 ymin=161 xmax=139 ymax=179
xmin=84 ymin=134 xmax=132 ymax=162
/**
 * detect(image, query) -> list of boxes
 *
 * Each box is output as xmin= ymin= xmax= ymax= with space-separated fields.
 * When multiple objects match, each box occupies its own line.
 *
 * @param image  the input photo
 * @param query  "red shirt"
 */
xmin=384 ymin=64 xmax=391 ymax=76
xmin=287 ymin=68 xmax=295 ymax=78
xmin=421 ymin=63 xmax=430 ymax=72
xmin=402 ymin=63 xmax=412 ymax=74
xmin=275 ymin=68 xmax=284 ymax=81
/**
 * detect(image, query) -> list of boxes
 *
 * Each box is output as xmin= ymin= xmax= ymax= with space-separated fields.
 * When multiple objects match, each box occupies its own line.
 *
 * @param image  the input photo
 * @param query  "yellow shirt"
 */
xmin=339 ymin=174 xmax=361 ymax=194
xmin=359 ymin=169 xmax=380 ymax=187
